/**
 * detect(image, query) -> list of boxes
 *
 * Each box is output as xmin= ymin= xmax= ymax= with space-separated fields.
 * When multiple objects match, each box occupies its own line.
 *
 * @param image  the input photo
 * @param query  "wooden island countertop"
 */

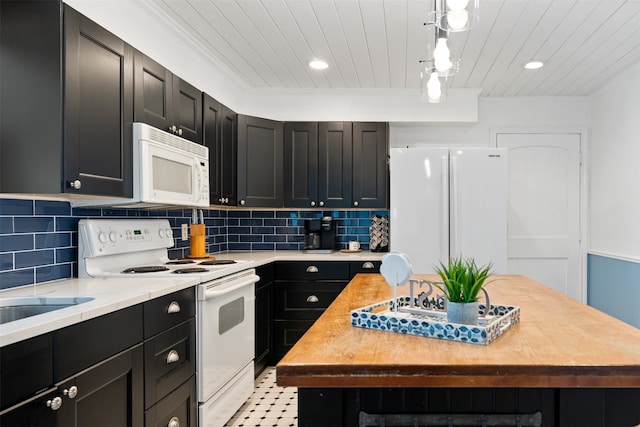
xmin=276 ymin=273 xmax=640 ymax=389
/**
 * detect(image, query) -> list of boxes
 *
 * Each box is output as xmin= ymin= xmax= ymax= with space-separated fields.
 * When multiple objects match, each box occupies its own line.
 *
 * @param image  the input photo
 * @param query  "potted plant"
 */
xmin=430 ymin=257 xmax=493 ymax=325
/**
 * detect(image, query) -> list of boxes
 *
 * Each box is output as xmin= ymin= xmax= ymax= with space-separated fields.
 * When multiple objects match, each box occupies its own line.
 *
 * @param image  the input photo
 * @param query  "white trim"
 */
xmin=491 ymin=126 xmax=590 ymax=304
xmin=588 ymin=251 xmax=640 ymax=265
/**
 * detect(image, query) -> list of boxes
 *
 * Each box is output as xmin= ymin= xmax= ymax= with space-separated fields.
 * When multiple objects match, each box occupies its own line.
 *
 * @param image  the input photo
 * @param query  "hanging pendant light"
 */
xmin=420 ymin=60 xmax=448 ymax=104
xmin=434 ymin=0 xmax=479 ymax=32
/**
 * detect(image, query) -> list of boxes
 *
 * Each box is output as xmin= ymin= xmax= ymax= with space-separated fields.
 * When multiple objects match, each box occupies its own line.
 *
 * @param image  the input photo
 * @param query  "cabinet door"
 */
xmin=220 ymin=105 xmax=238 ymax=205
xmin=205 ymin=96 xmax=237 ymax=206
xmin=318 ymin=122 xmax=352 ymax=208
xmin=56 ymin=345 xmax=144 ymax=427
xmin=352 ymin=122 xmax=389 ymax=208
xmin=64 ymin=6 xmax=133 ymax=197
xmin=0 ymin=387 xmax=59 ymax=427
xmin=237 ymin=115 xmax=283 ymax=207
xmin=255 ymin=264 xmax=274 ymax=376
xmin=133 ymin=52 xmax=173 ymax=135
xmin=284 ymin=122 xmax=319 ymax=208
xmin=173 ymin=77 xmax=202 ymax=143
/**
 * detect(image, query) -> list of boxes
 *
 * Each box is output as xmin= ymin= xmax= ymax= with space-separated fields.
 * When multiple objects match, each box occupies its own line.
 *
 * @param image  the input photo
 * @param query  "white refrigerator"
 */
xmin=390 ymin=147 xmax=508 ymax=274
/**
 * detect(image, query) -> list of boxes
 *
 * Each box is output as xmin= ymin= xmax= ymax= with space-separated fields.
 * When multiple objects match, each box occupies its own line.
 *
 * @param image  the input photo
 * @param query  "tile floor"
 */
xmin=225 ymin=366 xmax=298 ymax=426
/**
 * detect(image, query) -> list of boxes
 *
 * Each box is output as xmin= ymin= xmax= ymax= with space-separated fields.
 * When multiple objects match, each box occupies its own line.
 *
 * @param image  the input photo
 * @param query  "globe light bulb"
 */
xmin=446 ymin=0 xmax=469 ymax=11
xmin=447 ymin=9 xmax=469 ymax=30
xmin=427 ymin=72 xmax=442 ymax=101
xmin=433 ymin=38 xmax=452 ymax=72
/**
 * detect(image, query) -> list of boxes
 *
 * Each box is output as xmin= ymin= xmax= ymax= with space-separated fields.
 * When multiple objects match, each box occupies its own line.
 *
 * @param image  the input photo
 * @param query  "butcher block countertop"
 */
xmin=276 ymin=273 xmax=640 ymax=389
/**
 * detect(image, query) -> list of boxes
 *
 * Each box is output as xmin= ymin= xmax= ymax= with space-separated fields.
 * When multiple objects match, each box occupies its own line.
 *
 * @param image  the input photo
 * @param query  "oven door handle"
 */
xmin=201 ymin=275 xmax=259 ymax=300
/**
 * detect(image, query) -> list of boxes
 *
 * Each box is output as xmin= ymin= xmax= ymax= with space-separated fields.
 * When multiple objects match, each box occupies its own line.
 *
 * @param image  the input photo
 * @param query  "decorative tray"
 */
xmin=350 ymin=296 xmax=520 ymax=345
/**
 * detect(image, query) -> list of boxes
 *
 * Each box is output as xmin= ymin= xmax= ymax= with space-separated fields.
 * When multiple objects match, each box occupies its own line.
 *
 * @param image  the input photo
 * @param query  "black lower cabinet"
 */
xmin=255 ymin=264 xmax=274 ymax=377
xmin=0 ymin=388 xmax=58 ymax=427
xmin=145 ymin=377 xmax=197 ymax=427
xmin=56 ymin=345 xmax=144 ymax=427
xmin=298 ymin=387 xmax=640 ymax=427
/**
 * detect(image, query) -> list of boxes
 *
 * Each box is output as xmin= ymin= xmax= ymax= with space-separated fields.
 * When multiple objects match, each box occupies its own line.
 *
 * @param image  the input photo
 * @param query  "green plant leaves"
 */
xmin=432 ymin=257 xmax=493 ymax=303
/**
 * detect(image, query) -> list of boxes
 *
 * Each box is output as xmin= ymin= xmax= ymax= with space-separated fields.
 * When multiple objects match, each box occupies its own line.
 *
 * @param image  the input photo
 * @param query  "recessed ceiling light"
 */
xmin=309 ymin=59 xmax=328 ymax=70
xmin=524 ymin=60 xmax=544 ymax=70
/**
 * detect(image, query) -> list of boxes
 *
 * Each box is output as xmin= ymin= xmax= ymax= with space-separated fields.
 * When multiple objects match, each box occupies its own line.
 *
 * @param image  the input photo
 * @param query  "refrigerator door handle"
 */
xmin=450 ymin=155 xmax=458 ymax=258
xmin=441 ymin=155 xmax=449 ymax=262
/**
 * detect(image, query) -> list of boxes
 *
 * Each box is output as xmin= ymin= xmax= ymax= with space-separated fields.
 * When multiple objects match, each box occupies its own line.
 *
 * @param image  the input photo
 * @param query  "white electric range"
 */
xmin=78 ymin=218 xmax=258 ymax=427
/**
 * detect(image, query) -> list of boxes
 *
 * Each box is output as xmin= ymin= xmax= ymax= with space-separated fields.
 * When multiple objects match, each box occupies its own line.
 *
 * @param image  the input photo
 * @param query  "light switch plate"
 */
xmin=181 ymin=223 xmax=188 ymax=241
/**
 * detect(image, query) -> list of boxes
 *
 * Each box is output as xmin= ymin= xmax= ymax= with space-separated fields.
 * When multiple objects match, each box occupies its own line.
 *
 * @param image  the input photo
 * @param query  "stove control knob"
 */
xmin=159 ymin=229 xmax=166 ymax=238
xmin=166 ymin=228 xmax=173 ymax=239
xmin=98 ymin=232 xmax=107 ymax=243
xmin=109 ymin=232 xmax=117 ymax=242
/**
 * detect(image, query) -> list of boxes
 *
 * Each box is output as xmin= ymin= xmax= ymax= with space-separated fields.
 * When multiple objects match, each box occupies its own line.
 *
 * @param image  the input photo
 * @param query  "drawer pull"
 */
xmin=306 ymin=265 xmax=319 ymax=273
xmin=307 ymin=295 xmax=319 ymax=303
xmin=166 ymin=350 xmax=180 ymax=364
xmin=63 ymin=386 xmax=78 ymax=399
xmin=168 ymin=416 xmax=180 ymax=427
xmin=46 ymin=397 xmax=62 ymax=411
xmin=167 ymin=301 xmax=181 ymax=314
xmin=362 ymin=262 xmax=375 ymax=269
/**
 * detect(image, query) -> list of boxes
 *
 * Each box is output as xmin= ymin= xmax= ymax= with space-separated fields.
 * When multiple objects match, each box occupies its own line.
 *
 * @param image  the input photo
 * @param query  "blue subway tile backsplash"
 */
xmin=0 ymin=197 xmax=389 ymax=290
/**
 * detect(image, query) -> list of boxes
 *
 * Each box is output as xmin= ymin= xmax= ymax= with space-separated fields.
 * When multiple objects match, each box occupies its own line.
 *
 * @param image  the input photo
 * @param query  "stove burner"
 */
xmin=166 ymin=260 xmax=195 ymax=265
xmin=199 ymin=260 xmax=237 ymax=266
xmin=122 ymin=266 xmax=170 ymax=274
xmin=173 ymin=267 xmax=209 ymax=274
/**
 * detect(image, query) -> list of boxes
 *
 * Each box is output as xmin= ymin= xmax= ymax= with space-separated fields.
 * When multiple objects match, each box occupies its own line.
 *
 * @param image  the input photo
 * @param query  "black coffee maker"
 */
xmin=303 ymin=216 xmax=339 ymax=253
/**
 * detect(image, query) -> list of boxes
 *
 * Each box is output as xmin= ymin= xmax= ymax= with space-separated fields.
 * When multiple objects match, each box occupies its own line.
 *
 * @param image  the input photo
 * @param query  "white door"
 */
xmin=496 ymin=132 xmax=583 ymax=301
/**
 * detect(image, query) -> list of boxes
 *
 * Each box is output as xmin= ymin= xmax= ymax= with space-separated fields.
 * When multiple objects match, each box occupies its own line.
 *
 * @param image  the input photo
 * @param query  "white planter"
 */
xmin=446 ymin=301 xmax=480 ymax=325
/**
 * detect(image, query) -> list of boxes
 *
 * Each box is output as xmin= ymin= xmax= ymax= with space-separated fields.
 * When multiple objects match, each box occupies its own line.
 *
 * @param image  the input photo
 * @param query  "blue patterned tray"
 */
xmin=350 ymin=296 xmax=520 ymax=345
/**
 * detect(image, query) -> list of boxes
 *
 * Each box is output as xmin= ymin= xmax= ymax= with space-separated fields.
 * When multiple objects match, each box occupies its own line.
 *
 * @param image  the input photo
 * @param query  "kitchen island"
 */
xmin=276 ymin=274 xmax=640 ymax=426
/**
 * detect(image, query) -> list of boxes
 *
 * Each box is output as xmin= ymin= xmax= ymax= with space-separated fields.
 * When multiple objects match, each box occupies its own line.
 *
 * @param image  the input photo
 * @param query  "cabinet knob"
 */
xmin=169 ymin=125 xmax=177 ymax=133
xmin=310 ymin=201 xmax=316 ymax=207
xmin=167 ymin=301 xmax=181 ymax=314
xmin=177 ymin=128 xmax=183 ymax=136
xmin=353 ymin=201 xmax=359 ymax=207
xmin=166 ymin=350 xmax=180 ymax=364
xmin=306 ymin=295 xmax=319 ymax=303
xmin=67 ymin=179 xmax=82 ymax=190
xmin=168 ymin=416 xmax=181 ymax=427
xmin=362 ymin=262 xmax=375 ymax=269
xmin=224 ymin=198 xmax=229 ymax=204
xmin=305 ymin=265 xmax=318 ymax=273
xmin=46 ymin=397 xmax=63 ymax=411
xmin=319 ymin=201 xmax=325 ymax=207
xmin=63 ymin=386 xmax=78 ymax=399
xmin=240 ymin=200 xmax=245 ymax=206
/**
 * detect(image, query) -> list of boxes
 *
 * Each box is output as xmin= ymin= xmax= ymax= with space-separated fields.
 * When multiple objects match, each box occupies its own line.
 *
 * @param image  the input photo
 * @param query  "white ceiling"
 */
xmin=139 ymin=0 xmax=640 ymax=97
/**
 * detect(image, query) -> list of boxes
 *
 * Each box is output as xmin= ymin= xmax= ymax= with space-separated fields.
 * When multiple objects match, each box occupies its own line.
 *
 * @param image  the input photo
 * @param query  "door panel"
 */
xmin=496 ymin=132 xmax=583 ymax=301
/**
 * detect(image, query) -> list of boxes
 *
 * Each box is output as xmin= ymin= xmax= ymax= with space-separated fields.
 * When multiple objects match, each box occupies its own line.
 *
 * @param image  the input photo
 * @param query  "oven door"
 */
xmin=196 ymin=269 xmax=258 ymax=403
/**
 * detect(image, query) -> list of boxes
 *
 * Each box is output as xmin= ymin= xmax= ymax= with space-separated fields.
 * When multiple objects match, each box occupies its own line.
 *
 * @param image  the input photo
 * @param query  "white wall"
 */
xmin=589 ymin=64 xmax=640 ymax=260
xmin=389 ymin=96 xmax=591 ymax=148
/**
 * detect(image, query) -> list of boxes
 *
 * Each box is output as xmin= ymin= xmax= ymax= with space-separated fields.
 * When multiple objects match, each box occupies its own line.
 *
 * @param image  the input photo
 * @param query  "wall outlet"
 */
xmin=181 ymin=223 xmax=188 ymax=241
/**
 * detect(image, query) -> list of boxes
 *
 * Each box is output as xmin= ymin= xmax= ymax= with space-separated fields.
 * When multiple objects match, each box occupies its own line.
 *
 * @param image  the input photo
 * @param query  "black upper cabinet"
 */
xmin=352 ymin=122 xmax=389 ymax=208
xmin=134 ymin=52 xmax=202 ymax=143
xmin=284 ymin=122 xmax=352 ymax=208
xmin=0 ymin=2 xmax=133 ymax=197
xmin=318 ymin=122 xmax=353 ymax=208
xmin=284 ymin=122 xmax=388 ymax=208
xmin=204 ymin=94 xmax=237 ymax=205
xmin=237 ymin=115 xmax=283 ymax=207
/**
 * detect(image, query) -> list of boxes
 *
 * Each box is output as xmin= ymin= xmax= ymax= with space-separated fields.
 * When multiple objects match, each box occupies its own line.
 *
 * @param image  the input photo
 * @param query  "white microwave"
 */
xmin=72 ymin=122 xmax=209 ymax=208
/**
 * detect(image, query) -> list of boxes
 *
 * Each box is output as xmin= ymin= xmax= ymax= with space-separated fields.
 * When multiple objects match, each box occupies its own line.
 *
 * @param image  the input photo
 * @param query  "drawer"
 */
xmin=145 ymin=376 xmax=197 ymax=427
xmin=144 ymin=319 xmax=196 ymax=409
xmin=274 ymin=319 xmax=315 ymax=359
xmin=274 ymin=281 xmax=346 ymax=320
xmin=144 ymin=288 xmax=195 ymax=339
xmin=54 ymin=304 xmax=143 ymax=382
xmin=275 ymin=261 xmax=349 ymax=281
xmin=1 ymin=333 xmax=53 ymax=411
xmin=349 ymin=260 xmax=381 ymax=278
